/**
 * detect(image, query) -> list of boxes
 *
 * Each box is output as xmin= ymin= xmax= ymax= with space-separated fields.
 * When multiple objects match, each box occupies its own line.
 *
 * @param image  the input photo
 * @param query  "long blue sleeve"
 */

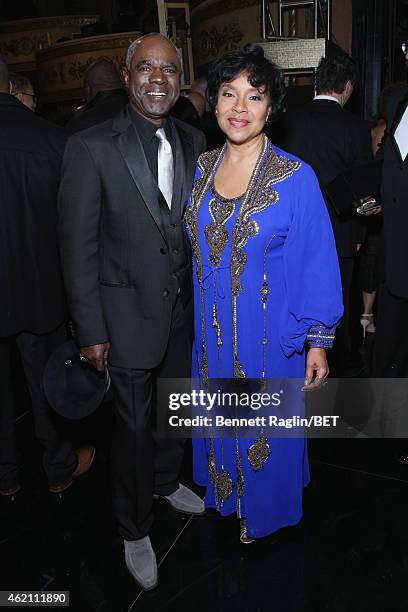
xmin=280 ymin=163 xmax=344 ymax=356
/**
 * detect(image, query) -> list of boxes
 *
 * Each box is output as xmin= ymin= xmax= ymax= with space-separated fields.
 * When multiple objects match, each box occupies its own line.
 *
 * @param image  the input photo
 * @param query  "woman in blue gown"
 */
xmin=185 ymin=46 xmax=343 ymax=542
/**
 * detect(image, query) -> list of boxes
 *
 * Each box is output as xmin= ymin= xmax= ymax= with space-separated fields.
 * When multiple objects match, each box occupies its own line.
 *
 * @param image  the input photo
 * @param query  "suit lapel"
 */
xmin=171 ymin=120 xmax=195 ymax=218
xmin=112 ymin=108 xmax=168 ymax=244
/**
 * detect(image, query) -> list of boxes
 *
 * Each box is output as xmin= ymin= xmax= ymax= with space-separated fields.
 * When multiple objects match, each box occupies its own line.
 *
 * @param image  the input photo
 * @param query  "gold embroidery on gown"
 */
xmin=185 ymin=139 xmax=301 ymax=509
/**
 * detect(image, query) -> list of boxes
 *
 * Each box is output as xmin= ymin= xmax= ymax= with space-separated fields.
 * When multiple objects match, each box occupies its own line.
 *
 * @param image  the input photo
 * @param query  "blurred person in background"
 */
xmin=9 ymin=72 xmax=37 ymax=112
xmin=284 ymin=46 xmax=372 ymax=377
xmin=66 ymin=58 xmax=128 ymax=133
xmin=0 ymin=56 xmax=94 ymax=498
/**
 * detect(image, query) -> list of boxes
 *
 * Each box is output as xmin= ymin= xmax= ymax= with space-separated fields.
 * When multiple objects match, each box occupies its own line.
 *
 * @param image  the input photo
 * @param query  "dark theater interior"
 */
xmin=1 ymin=1 xmax=408 ymax=610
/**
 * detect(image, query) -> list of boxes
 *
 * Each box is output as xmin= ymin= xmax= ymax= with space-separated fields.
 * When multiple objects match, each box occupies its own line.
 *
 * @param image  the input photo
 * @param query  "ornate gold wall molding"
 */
xmin=199 ymin=23 xmax=244 ymax=62
xmin=0 ymin=15 xmax=100 ymax=33
xmin=36 ymin=32 xmax=139 ymax=103
xmin=0 ymin=15 xmax=99 ymax=70
xmin=192 ymin=0 xmax=259 ymax=20
xmin=191 ymin=0 xmax=259 ymax=70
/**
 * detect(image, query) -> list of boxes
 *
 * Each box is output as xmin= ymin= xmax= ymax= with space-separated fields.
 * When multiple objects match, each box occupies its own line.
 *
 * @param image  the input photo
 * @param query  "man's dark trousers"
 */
xmin=110 ymin=295 xmax=192 ymax=540
xmin=0 ymin=324 xmax=76 ymax=490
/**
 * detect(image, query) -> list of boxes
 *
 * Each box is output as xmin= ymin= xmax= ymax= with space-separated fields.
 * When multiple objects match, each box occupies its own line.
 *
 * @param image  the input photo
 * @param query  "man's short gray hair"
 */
xmin=125 ymin=33 xmax=178 ymax=70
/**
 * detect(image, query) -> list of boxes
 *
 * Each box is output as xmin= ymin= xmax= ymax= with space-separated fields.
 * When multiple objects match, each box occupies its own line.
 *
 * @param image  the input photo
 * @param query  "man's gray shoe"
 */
xmin=155 ymin=483 xmax=205 ymax=515
xmin=124 ymin=536 xmax=158 ymax=591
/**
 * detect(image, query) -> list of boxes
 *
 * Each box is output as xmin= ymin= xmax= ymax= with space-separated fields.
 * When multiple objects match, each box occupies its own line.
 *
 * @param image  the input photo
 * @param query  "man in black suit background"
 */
xmin=285 ymin=49 xmax=372 ymax=376
xmin=0 ymin=57 xmax=94 ymax=498
xmin=66 ymin=58 xmax=128 ymax=133
xmin=9 ymin=72 xmax=37 ymax=112
xmin=58 ymin=33 xmax=206 ymax=591
xmin=370 ymin=58 xmax=408 ymax=461
xmin=374 ymin=81 xmax=408 ymax=378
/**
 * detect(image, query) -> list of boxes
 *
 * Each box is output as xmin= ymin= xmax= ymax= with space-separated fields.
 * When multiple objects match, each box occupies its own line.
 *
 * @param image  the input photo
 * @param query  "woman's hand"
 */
xmin=303 ymin=348 xmax=329 ymax=391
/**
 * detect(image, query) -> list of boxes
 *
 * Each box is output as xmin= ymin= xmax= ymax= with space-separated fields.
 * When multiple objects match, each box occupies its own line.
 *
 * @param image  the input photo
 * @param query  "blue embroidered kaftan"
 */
xmin=185 ymin=138 xmax=343 ymax=538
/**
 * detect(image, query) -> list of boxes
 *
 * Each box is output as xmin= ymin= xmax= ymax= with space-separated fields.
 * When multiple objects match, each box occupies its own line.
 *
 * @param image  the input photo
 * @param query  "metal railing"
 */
xmin=261 ymin=0 xmax=330 ymax=40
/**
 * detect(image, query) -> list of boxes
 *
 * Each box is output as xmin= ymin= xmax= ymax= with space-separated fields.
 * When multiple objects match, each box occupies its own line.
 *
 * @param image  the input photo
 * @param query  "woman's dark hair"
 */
xmin=207 ymin=44 xmax=286 ymax=120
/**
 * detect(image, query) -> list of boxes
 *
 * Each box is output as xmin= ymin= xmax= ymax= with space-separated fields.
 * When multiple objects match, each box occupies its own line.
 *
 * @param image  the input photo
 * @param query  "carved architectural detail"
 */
xmin=39 ymin=54 xmax=125 ymax=90
xmin=0 ymin=34 xmax=49 ymax=58
xmin=37 ymin=34 xmax=136 ymax=62
xmin=199 ymin=23 xmax=244 ymax=61
xmin=0 ymin=16 xmax=100 ymax=33
xmin=0 ymin=15 xmax=99 ymax=69
xmin=191 ymin=0 xmax=259 ymax=70
xmin=36 ymin=33 xmax=138 ymax=101
xmin=191 ymin=0 xmax=258 ymax=20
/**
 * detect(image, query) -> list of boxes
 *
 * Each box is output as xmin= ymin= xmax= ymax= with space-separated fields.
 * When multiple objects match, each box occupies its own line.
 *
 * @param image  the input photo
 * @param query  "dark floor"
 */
xmin=3 ymin=334 xmax=408 ymax=611
xmin=3 ymin=406 xmax=408 ymax=612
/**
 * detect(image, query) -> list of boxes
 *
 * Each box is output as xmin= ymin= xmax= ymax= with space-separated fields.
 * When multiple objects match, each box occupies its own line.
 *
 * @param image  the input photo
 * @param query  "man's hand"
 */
xmin=364 ymin=205 xmax=382 ymax=215
xmin=80 ymin=342 xmax=110 ymax=372
xmin=303 ymin=348 xmax=329 ymax=391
